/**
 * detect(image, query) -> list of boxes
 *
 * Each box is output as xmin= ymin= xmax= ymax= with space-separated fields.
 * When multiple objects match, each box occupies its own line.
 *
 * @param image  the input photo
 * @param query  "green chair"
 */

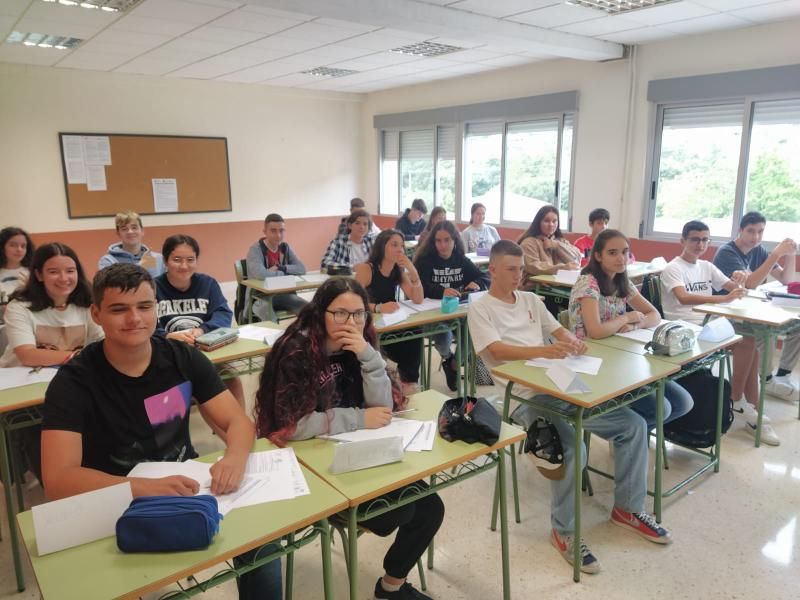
xmin=234 ymin=259 xmax=294 ymax=324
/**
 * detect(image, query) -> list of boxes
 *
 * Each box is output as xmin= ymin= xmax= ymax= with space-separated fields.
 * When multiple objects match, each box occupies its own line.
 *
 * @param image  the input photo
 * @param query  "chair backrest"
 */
xmin=233 ymin=259 xmax=247 ymax=323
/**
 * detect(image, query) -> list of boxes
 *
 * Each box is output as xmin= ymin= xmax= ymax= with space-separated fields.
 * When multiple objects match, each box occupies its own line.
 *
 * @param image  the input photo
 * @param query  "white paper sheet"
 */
xmin=401 ymin=298 xmax=441 ymax=312
xmin=82 ymin=136 xmax=111 ymax=165
xmin=554 ymin=270 xmax=580 ymax=284
xmin=322 ymin=418 xmax=423 ymax=449
xmin=86 ymin=164 xmax=107 ymax=191
xmin=0 ymin=366 xmax=59 ymax=391
xmin=235 ymin=324 xmax=284 ymax=345
xmin=32 ymin=482 xmax=132 ymax=555
xmin=264 ymin=275 xmax=300 ymax=290
xmin=152 ymin=178 xmax=178 ymax=212
xmin=615 ymin=328 xmax=657 ymax=343
xmin=330 ymin=437 xmax=404 ymax=474
xmin=62 ymin=135 xmax=86 ymax=184
xmin=405 ymin=421 xmax=436 ymax=452
xmin=546 ymin=364 xmax=590 ymax=394
xmin=379 ymin=306 xmax=411 ymax=327
xmin=526 ymin=355 xmax=602 ymax=376
xmin=300 ymin=273 xmax=329 ymax=284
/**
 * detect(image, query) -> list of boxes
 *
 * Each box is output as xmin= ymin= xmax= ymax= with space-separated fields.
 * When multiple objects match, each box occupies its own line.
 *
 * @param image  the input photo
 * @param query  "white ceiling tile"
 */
xmin=58 ymin=50 xmax=134 ymax=71
xmin=0 ymin=15 xmax=16 ymax=36
xmin=190 ymin=0 xmax=246 ymax=8
xmin=14 ymin=17 xmax=101 ymax=39
xmin=115 ymin=55 xmax=197 ymax=75
xmin=443 ymin=47 xmax=504 ymax=62
xmin=248 ymin=34 xmax=325 ymax=52
xmin=348 ymin=51 xmax=422 ymax=66
xmin=732 ymin=0 xmax=800 ymax=22
xmin=661 ymin=12 xmax=753 ymax=34
xmin=235 ymin=5 xmax=316 ymax=20
xmin=159 ymin=36 xmax=240 ymax=55
xmin=412 ymin=56 xmax=462 ymax=69
xmin=215 ymin=61 xmax=298 ymax=82
xmin=110 ymin=15 xmax=197 ymax=37
xmin=93 ymin=29 xmax=172 ymax=50
xmin=602 ymin=25 xmax=679 ymax=43
xmin=478 ymin=54 xmax=536 ymax=67
xmin=313 ymin=18 xmax=381 ymax=34
xmin=263 ymin=72 xmax=322 ymax=86
xmin=211 ymin=9 xmax=304 ymax=35
xmin=277 ymin=22 xmax=361 ymax=44
xmin=426 ymin=36 xmax=486 ymax=49
xmin=25 ymin=0 xmax=119 ymax=27
xmin=218 ymin=44 xmax=288 ymax=62
xmin=326 ymin=58 xmax=384 ymax=71
xmin=509 ymin=3 xmax=605 ymax=28
xmin=619 ymin=1 xmax=716 ymax=25
xmin=449 ymin=0 xmax=558 ymax=19
xmin=377 ymin=28 xmax=432 ymax=42
xmin=297 ymin=44 xmax=373 ymax=61
xmin=556 ymin=14 xmax=647 ymax=36
xmin=184 ymin=25 xmax=265 ymax=45
xmin=339 ymin=30 xmax=426 ymax=51
xmin=694 ymin=0 xmax=787 ymax=9
xmin=0 ymin=43 xmax=63 ymax=66
xmin=130 ymin=0 xmax=231 ymax=24
xmin=432 ymin=61 xmax=493 ymax=74
xmin=368 ymin=62 xmax=431 ymax=76
xmin=0 ymin=0 xmax=30 ymax=19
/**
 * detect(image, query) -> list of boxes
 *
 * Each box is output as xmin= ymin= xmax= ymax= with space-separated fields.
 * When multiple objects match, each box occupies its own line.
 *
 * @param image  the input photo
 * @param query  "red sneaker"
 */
xmin=611 ymin=507 xmax=673 ymax=544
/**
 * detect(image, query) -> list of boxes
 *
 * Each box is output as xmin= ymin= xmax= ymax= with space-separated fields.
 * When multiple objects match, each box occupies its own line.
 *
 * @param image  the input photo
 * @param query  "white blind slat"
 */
xmin=400 ymin=129 xmax=433 ymax=161
xmin=383 ymin=130 xmax=399 ymax=160
xmin=437 ymin=125 xmax=456 ymax=161
xmin=507 ymin=119 xmax=559 ymax=135
xmin=466 ymin=121 xmax=503 ymax=137
xmin=663 ymin=104 xmax=743 ymax=129
xmin=753 ymin=98 xmax=800 ymax=125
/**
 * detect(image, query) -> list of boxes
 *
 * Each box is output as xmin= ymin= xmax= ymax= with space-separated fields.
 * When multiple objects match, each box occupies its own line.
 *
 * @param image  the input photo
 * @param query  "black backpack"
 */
xmin=663 ymin=368 xmax=734 ymax=449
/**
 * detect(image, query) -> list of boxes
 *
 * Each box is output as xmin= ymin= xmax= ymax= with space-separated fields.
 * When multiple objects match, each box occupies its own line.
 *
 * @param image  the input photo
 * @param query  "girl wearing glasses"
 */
xmin=154 ymin=234 xmax=244 ymax=413
xmin=255 ymin=277 xmax=444 ymax=600
xmin=567 ymin=229 xmax=693 ymax=430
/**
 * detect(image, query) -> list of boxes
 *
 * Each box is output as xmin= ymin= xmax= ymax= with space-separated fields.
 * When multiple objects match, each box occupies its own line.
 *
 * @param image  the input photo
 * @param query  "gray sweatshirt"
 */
xmin=290 ymin=344 xmax=393 ymax=440
xmin=245 ymin=239 xmax=305 ymax=280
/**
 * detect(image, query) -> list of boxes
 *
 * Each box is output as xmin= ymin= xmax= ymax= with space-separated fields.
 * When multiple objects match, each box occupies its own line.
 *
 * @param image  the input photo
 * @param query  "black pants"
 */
xmin=361 ymin=485 xmax=445 ymax=579
xmin=381 ymin=339 xmax=422 ymax=384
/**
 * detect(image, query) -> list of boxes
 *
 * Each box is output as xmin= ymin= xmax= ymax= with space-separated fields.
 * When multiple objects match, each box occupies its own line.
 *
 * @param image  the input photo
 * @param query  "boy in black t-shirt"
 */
xmin=41 ymin=264 xmax=281 ymax=600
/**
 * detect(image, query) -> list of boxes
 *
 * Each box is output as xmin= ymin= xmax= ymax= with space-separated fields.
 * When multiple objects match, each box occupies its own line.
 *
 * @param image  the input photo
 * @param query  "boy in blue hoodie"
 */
xmin=98 ymin=211 xmax=164 ymax=277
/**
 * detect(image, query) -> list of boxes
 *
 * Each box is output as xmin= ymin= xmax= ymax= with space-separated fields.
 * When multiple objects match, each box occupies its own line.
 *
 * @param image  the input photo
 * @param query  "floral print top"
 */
xmin=568 ymin=273 xmax=636 ymax=340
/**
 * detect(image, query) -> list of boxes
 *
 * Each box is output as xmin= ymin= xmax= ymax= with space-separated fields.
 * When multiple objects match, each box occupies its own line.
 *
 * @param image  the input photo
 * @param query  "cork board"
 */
xmin=59 ymin=133 xmax=232 ymax=218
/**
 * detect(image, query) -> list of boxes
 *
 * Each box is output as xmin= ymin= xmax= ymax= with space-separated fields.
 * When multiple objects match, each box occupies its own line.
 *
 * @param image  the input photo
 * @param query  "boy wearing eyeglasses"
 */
xmin=98 ymin=211 xmax=165 ymax=277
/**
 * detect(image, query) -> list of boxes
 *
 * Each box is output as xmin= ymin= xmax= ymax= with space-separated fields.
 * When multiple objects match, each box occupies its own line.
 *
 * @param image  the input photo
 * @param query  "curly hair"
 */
xmin=254 ymin=277 xmax=403 ymax=445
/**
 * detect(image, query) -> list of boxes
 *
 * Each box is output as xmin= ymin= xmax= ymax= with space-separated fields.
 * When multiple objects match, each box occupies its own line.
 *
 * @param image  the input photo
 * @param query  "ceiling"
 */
xmin=1 ymin=0 xmax=798 ymax=93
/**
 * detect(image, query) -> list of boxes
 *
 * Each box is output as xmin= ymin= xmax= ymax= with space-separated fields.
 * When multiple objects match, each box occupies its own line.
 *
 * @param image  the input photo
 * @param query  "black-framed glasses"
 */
xmin=326 ymin=309 xmax=368 ymax=324
xmin=686 ymin=236 xmax=711 ymax=245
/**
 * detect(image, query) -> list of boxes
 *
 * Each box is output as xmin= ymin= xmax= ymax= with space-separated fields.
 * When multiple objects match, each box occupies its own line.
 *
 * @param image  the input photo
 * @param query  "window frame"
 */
xmin=642 ymin=91 xmax=800 ymax=246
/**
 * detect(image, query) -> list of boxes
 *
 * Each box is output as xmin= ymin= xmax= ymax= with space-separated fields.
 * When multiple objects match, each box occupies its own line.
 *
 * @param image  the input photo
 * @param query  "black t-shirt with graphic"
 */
xmin=43 ymin=336 xmax=226 ymax=476
xmin=415 ymin=252 xmax=488 ymax=299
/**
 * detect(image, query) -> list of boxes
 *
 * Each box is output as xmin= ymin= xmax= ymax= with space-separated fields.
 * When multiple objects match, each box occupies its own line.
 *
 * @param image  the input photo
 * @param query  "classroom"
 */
xmin=1 ymin=1 xmax=799 ymax=599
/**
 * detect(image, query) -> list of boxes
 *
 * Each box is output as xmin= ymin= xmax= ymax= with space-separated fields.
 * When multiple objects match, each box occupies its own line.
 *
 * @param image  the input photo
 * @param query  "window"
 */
xmin=436 ymin=125 xmax=457 ymax=219
xmin=646 ymin=96 xmax=800 ymax=241
xmin=399 ymin=129 xmax=434 ymax=211
xmin=504 ymin=119 xmax=559 ymax=223
xmin=380 ymin=131 xmax=399 ymax=216
xmin=464 ymin=122 xmax=503 ymax=224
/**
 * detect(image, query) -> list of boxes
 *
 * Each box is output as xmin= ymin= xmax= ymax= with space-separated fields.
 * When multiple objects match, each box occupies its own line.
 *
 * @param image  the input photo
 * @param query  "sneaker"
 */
xmin=441 ymin=355 xmax=458 ymax=392
xmin=732 ymin=398 xmax=770 ymax=424
xmin=374 ymin=578 xmax=432 ymax=600
xmin=550 ymin=528 xmax=601 ymax=574
xmin=610 ymin=507 xmax=673 ymax=545
xmin=744 ymin=420 xmax=781 ymax=446
xmin=765 ymin=374 xmax=798 ymax=401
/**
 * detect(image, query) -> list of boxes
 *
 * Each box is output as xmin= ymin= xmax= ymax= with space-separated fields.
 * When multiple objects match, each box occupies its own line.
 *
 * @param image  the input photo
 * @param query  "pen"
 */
xmin=28 ymin=366 xmax=43 ymax=374
xmin=392 ymin=409 xmax=417 ymax=416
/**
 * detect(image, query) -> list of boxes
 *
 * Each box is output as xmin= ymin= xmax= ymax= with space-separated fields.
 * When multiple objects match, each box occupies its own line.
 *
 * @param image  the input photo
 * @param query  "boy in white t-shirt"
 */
xmin=468 ymin=241 xmax=672 ymax=575
xmin=660 ymin=220 xmax=747 ymax=324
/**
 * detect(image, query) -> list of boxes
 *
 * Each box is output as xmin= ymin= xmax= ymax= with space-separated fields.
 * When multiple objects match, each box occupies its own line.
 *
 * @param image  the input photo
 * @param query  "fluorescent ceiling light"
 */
xmin=5 ymin=30 xmax=83 ymax=49
xmin=41 ymin=0 xmax=145 ymax=12
xmin=566 ymin=0 xmax=683 ymax=14
xmin=302 ymin=67 xmax=359 ymax=78
xmin=390 ymin=41 xmax=464 ymax=58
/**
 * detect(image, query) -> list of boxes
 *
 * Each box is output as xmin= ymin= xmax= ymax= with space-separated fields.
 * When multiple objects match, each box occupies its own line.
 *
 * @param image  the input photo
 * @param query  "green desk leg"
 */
xmin=0 ymin=425 xmax=24 ymax=591
xmin=653 ymin=379 xmax=665 ymax=523
xmin=572 ymin=407 xmax=584 ymax=583
xmin=714 ymin=355 xmax=726 ymax=473
xmin=756 ymin=330 xmax=773 ymax=448
xmin=348 ymin=507 xmax=359 ymax=600
xmin=455 ymin=319 xmax=463 ymax=398
xmin=320 ymin=518 xmax=334 ymax=600
xmin=497 ymin=439 xmax=511 ymax=600
xmin=285 ymin=532 xmax=295 ymax=600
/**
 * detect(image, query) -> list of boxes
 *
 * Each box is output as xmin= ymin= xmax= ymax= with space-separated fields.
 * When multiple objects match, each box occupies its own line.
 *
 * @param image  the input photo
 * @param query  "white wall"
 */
xmin=360 ymin=19 xmax=800 ymax=238
xmin=0 ymin=64 xmax=363 ymax=233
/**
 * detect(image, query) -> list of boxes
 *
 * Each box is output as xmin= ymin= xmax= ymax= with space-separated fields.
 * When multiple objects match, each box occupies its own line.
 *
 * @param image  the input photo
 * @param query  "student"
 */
xmin=573 ymin=208 xmax=637 ymax=266
xmin=414 ymin=221 xmax=488 ymax=390
xmin=246 ymin=213 xmax=308 ymax=317
xmin=416 ymin=206 xmax=446 ymax=248
xmin=337 ymin=197 xmax=381 ymax=237
xmin=0 ymin=226 xmax=34 ymax=301
xmin=254 ymin=277 xmax=443 ymax=600
xmin=40 ymin=264 xmax=281 ymax=600
xmin=321 ymin=209 xmax=374 ymax=270
xmin=468 ymin=240 xmax=671 ymax=574
xmin=0 ymin=242 xmax=104 ymax=480
xmin=660 ymin=220 xmax=768 ymax=443
xmin=714 ymin=211 xmax=799 ymax=441
xmin=155 ymin=234 xmax=245 ymax=412
xmin=355 ymin=229 xmax=424 ymax=396
xmin=517 ymin=205 xmax=581 ymax=285
xmin=395 ymin=198 xmax=428 ymax=241
xmin=568 ymin=229 xmax=693 ymax=430
xmin=460 ymin=203 xmax=501 ymax=253
xmin=98 ymin=211 xmax=164 ymax=277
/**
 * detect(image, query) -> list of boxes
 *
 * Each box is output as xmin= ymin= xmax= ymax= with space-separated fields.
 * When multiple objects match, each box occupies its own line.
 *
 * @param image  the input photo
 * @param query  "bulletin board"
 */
xmin=59 ymin=133 xmax=232 ymax=218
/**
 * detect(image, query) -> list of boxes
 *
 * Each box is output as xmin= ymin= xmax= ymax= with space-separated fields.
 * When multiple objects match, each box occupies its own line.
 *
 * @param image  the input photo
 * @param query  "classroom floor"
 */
xmin=2 ymin=341 xmax=799 ymax=599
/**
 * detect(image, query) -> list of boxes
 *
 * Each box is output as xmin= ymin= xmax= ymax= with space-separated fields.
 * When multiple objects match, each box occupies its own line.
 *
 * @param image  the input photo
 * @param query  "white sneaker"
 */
xmin=733 ymin=398 xmax=771 ymax=424
xmin=744 ymin=421 xmax=780 ymax=446
xmin=765 ymin=375 xmax=798 ymax=401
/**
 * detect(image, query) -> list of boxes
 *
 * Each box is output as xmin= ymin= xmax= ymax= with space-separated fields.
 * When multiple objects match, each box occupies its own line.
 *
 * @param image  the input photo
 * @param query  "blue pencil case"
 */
xmin=116 ymin=495 xmax=222 ymax=553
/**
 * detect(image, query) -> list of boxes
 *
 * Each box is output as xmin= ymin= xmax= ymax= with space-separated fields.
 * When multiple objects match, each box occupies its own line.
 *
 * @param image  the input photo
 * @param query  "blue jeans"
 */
xmin=233 ymin=543 xmax=283 ymax=600
xmin=630 ymin=380 xmax=694 ymax=430
xmin=432 ymin=331 xmax=453 ymax=359
xmin=514 ymin=394 xmax=649 ymax=536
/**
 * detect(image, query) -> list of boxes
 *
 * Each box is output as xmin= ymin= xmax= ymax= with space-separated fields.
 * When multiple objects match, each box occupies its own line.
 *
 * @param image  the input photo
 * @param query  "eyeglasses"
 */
xmin=687 ymin=237 xmax=711 ymax=245
xmin=326 ymin=309 xmax=367 ymax=324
